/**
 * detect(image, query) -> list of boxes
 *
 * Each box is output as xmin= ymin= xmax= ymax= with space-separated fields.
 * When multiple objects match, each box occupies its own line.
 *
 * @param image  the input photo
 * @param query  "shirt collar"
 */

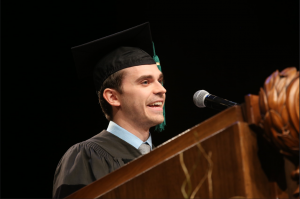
xmin=107 ymin=121 xmax=152 ymax=150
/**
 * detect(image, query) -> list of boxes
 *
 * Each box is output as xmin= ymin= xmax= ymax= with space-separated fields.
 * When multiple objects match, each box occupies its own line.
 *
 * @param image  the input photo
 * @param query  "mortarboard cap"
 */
xmin=71 ymin=22 xmax=156 ymax=91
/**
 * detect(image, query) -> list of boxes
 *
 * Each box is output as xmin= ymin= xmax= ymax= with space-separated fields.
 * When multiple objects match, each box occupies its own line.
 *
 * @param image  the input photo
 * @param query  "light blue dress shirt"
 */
xmin=107 ymin=121 xmax=153 ymax=150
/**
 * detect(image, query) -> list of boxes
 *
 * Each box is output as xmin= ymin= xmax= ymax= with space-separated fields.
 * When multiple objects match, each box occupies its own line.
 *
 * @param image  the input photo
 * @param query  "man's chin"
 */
xmin=150 ymin=117 xmax=164 ymax=127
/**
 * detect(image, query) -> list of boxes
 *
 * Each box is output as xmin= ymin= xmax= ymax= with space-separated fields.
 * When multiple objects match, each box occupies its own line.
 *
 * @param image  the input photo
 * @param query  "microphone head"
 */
xmin=193 ymin=90 xmax=209 ymax=108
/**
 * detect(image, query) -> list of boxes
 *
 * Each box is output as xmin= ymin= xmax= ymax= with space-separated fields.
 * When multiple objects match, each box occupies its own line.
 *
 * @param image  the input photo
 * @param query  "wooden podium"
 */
xmin=66 ymin=103 xmax=296 ymax=198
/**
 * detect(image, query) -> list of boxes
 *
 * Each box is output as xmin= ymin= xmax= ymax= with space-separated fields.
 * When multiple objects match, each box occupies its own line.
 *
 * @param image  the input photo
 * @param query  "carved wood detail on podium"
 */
xmin=245 ymin=67 xmax=299 ymax=198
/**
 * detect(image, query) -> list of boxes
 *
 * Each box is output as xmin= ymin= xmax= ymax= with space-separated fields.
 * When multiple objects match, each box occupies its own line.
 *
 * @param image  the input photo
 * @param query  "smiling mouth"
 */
xmin=147 ymin=101 xmax=163 ymax=109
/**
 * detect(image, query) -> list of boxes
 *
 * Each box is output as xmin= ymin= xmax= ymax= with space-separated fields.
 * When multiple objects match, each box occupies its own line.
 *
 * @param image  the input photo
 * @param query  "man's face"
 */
xmin=118 ymin=64 xmax=166 ymax=128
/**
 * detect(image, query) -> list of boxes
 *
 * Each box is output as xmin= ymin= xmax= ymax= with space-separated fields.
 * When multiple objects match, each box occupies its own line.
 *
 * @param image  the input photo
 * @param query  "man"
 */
xmin=53 ymin=23 xmax=166 ymax=198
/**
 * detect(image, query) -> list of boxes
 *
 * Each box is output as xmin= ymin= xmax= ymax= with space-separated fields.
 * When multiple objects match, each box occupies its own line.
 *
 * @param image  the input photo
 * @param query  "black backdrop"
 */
xmin=2 ymin=0 xmax=298 ymax=198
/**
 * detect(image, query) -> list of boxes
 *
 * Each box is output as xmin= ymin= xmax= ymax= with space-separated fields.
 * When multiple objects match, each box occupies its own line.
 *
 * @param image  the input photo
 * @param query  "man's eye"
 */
xmin=142 ymin=80 xmax=148 ymax=85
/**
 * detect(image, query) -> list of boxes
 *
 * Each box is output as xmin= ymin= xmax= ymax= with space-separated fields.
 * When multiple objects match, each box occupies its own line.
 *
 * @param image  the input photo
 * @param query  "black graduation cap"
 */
xmin=71 ymin=22 xmax=157 ymax=91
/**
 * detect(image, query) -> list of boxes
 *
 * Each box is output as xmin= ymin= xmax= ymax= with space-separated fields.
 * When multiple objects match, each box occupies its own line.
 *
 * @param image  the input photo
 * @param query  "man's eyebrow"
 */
xmin=135 ymin=75 xmax=153 ymax=83
xmin=135 ymin=73 xmax=164 ymax=83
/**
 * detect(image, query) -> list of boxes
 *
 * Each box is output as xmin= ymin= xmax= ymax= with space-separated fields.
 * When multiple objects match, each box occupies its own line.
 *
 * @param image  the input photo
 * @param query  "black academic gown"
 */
xmin=52 ymin=130 xmax=145 ymax=198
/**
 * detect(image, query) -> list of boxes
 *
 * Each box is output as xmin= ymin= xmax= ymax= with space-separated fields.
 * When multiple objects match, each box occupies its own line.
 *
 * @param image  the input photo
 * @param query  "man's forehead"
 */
xmin=122 ymin=64 xmax=162 ymax=77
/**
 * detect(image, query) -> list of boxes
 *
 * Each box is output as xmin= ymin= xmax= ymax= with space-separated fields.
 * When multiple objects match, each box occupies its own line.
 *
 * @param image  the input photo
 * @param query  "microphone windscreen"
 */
xmin=193 ymin=90 xmax=209 ymax=108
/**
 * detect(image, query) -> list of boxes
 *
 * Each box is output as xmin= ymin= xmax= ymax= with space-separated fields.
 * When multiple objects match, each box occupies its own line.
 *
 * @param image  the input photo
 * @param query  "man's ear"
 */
xmin=103 ymin=88 xmax=121 ymax=107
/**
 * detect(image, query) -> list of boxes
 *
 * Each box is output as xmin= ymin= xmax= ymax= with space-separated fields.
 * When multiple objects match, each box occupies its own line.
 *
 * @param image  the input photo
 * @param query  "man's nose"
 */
xmin=154 ymin=81 xmax=167 ymax=94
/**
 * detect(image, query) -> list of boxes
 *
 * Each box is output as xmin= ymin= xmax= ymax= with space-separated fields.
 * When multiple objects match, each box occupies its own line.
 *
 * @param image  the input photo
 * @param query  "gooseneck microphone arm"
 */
xmin=204 ymin=94 xmax=237 ymax=111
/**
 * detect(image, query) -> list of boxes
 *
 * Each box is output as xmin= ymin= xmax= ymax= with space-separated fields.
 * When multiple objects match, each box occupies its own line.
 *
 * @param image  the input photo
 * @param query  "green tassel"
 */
xmin=153 ymin=42 xmax=166 ymax=132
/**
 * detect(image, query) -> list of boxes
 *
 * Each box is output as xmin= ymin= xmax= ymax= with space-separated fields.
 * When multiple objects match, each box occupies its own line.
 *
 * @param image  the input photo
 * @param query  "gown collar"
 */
xmin=107 ymin=121 xmax=153 ymax=150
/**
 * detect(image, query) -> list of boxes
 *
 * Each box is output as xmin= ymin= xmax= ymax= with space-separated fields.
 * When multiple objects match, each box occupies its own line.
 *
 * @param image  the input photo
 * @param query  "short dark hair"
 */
xmin=97 ymin=70 xmax=124 ymax=121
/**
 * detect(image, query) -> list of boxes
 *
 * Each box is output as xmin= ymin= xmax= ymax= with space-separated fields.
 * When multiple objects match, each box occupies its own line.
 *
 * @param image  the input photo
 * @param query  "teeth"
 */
xmin=149 ymin=102 xmax=162 ymax=106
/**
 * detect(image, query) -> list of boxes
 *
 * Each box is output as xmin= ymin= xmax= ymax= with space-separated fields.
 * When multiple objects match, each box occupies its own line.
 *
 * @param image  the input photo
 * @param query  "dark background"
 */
xmin=2 ymin=0 xmax=298 ymax=198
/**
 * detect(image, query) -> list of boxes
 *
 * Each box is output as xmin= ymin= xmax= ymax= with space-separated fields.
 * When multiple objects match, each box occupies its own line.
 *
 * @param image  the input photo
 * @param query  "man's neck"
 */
xmin=112 ymin=118 xmax=150 ymax=142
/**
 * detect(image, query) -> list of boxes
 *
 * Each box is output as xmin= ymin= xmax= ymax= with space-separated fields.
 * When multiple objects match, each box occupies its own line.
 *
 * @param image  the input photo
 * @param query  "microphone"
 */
xmin=193 ymin=90 xmax=238 ymax=111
